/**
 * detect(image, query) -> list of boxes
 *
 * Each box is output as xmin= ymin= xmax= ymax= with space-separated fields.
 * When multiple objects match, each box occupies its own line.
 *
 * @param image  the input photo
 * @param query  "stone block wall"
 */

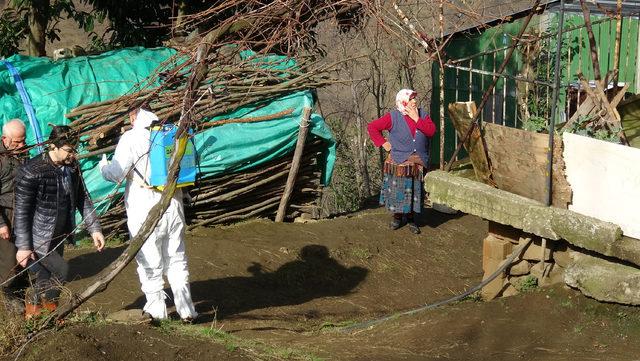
xmin=482 ymin=222 xmax=572 ymax=300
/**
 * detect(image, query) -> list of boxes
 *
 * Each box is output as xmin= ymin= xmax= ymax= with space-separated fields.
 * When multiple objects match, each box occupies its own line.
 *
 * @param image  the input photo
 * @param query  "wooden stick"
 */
xmin=201 ymin=108 xmax=294 ymax=128
xmin=275 ymin=107 xmax=312 ymax=222
xmin=580 ymin=0 xmax=601 ymax=81
xmin=612 ymin=0 xmax=623 ymax=89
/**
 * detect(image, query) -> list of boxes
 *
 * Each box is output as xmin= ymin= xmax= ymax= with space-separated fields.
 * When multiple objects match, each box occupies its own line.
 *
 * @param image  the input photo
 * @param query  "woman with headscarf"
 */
xmin=367 ymin=89 xmax=436 ymax=234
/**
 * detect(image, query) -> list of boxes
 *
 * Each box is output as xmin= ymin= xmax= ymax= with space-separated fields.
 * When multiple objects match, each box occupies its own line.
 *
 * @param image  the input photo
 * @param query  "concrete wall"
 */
xmin=563 ymin=132 xmax=640 ymax=239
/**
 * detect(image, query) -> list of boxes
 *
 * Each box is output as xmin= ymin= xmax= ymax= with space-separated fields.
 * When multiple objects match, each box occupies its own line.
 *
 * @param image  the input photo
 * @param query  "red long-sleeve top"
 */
xmin=367 ymin=112 xmax=436 ymax=147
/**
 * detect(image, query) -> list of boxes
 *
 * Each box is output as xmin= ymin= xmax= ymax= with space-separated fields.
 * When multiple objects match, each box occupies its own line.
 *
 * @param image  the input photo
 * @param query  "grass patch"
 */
xmin=560 ymin=299 xmax=574 ymax=309
xmin=461 ymin=292 xmax=482 ymax=303
xmin=73 ymin=234 xmax=127 ymax=249
xmin=514 ymin=275 xmax=538 ymax=293
xmin=0 ymin=310 xmax=29 ymax=356
xmin=318 ymin=320 xmax=357 ymax=331
xmin=163 ymin=319 xmax=325 ymax=361
xmin=349 ymin=247 xmax=372 ymax=260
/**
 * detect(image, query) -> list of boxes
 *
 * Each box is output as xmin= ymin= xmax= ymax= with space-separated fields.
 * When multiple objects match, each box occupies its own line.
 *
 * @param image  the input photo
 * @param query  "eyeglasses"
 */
xmin=60 ymin=146 xmax=77 ymax=154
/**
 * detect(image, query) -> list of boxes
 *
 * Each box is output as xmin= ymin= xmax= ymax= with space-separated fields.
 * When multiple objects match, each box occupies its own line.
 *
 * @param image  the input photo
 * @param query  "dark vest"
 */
xmin=389 ymin=108 xmax=431 ymax=165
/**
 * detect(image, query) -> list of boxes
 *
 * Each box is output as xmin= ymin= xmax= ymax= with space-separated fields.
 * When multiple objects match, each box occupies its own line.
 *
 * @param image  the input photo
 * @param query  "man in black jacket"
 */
xmin=13 ymin=125 xmax=104 ymax=318
xmin=0 ymin=119 xmax=27 ymax=313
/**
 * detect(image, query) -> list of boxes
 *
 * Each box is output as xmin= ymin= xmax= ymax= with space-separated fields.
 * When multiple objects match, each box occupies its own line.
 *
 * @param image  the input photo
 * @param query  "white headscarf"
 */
xmin=133 ymin=108 xmax=158 ymax=130
xmin=395 ymin=89 xmax=417 ymax=115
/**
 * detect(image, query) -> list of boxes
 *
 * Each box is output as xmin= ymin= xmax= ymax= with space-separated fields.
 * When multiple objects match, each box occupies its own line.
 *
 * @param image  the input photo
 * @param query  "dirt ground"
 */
xmin=5 ymin=208 xmax=640 ymax=361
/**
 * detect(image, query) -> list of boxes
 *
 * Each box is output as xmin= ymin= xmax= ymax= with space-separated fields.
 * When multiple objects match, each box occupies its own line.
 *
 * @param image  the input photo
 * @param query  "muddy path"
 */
xmin=6 ymin=209 xmax=640 ymax=360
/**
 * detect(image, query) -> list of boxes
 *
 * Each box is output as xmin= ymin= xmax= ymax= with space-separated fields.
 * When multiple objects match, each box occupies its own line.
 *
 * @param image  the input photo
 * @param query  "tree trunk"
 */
xmin=350 ymin=83 xmax=372 ymax=199
xmin=27 ymin=0 xmax=49 ymax=56
xmin=367 ymin=25 xmax=388 ymax=181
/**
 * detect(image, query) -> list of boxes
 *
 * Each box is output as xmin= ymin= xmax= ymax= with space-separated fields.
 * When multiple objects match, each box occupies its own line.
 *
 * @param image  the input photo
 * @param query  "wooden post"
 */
xmin=438 ymin=0 xmax=445 ymax=170
xmin=580 ymin=0 xmax=601 ymax=81
xmin=275 ymin=107 xmax=312 ymax=222
xmin=612 ymin=0 xmax=623 ymax=89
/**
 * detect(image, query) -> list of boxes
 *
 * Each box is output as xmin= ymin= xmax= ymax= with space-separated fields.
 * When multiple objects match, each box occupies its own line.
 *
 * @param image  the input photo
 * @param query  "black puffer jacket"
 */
xmin=13 ymin=153 xmax=101 ymax=253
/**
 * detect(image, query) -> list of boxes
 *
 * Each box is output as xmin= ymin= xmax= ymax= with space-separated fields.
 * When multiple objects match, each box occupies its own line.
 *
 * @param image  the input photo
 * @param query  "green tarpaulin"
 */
xmin=0 ymin=47 xmax=335 ymax=215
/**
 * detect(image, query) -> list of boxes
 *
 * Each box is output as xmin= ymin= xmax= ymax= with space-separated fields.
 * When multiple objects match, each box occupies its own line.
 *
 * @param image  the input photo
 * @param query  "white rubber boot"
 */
xmin=143 ymin=291 xmax=168 ymax=320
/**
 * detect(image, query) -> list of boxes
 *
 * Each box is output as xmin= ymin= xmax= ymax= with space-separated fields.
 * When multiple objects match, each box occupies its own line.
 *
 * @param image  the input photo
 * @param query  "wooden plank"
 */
xmin=449 ymin=102 xmax=572 ymax=207
xmin=482 ymin=124 xmax=548 ymax=203
xmin=564 ymin=96 xmax=597 ymax=132
xmin=447 ymin=102 xmax=494 ymax=186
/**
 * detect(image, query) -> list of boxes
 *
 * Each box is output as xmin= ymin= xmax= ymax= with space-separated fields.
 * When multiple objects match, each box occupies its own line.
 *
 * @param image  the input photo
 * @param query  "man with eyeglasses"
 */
xmin=13 ymin=125 xmax=105 ymax=319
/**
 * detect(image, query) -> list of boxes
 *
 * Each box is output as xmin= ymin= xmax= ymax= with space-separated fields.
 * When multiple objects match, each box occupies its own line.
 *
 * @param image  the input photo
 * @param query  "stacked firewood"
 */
xmin=97 ymin=138 xmax=326 ymax=238
xmin=66 ymin=1 xmax=371 ymax=236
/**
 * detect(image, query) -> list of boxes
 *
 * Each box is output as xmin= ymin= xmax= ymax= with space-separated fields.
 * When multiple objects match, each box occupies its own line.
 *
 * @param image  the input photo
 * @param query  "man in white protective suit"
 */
xmin=98 ymin=106 xmax=198 ymax=322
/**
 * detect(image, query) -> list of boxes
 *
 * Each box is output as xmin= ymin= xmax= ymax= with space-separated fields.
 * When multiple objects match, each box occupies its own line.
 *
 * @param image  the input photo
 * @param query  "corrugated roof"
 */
xmin=442 ymin=0 xmax=640 ymax=37
xmin=552 ymin=0 xmax=640 ymax=16
xmin=441 ymin=0 xmax=556 ymax=36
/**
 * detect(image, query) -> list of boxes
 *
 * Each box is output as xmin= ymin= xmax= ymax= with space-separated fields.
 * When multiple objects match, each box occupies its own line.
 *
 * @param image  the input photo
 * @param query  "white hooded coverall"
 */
xmin=99 ymin=109 xmax=197 ymax=320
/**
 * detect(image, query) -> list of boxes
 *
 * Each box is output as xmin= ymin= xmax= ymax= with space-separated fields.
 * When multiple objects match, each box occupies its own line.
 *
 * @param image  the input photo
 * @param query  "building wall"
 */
xmin=430 ymin=12 xmax=640 ymax=164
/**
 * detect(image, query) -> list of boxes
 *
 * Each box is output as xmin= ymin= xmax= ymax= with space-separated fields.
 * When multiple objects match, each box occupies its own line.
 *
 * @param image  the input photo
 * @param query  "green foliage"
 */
xmin=560 ymin=299 xmax=574 ymax=308
xmin=461 ymin=291 xmax=482 ymax=303
xmin=73 ymin=233 xmax=126 ymax=249
xmin=324 ymin=116 xmax=380 ymax=214
xmin=86 ymin=31 xmax=113 ymax=52
xmin=521 ymin=19 xmax=580 ymax=124
xmin=514 ymin=275 xmax=538 ymax=292
xmin=564 ymin=115 xmax=623 ymax=143
xmin=0 ymin=0 xmax=189 ymax=56
xmin=0 ymin=8 xmax=27 ymax=57
xmin=521 ymin=115 xmax=547 ymax=133
xmin=318 ymin=320 xmax=356 ymax=331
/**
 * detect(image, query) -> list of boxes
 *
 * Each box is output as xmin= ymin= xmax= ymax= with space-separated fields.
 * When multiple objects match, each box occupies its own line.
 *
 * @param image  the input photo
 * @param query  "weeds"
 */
xmin=461 ymin=292 xmax=482 ymax=303
xmin=514 ymin=275 xmax=538 ymax=293
xmin=560 ymin=299 xmax=574 ymax=308
xmin=0 ymin=310 xmax=28 ymax=356
xmin=318 ymin=320 xmax=357 ymax=331
xmin=349 ymin=247 xmax=372 ymax=260
xmin=73 ymin=234 xmax=127 ymax=249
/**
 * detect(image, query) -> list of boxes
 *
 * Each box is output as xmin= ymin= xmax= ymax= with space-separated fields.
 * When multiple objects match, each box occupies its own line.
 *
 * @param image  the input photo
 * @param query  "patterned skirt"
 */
xmin=379 ymin=158 xmax=424 ymax=214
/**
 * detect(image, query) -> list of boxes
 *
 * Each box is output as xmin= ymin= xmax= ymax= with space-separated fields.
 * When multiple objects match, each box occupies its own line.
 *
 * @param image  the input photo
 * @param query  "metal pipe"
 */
xmin=439 ymin=0 xmax=445 ymax=170
xmin=545 ymin=0 xmax=566 ymax=207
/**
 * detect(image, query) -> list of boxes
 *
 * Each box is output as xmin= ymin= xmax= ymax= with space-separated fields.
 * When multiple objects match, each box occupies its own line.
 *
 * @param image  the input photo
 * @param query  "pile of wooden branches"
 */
xmin=99 ymin=138 xmax=326 ymax=238
xmin=67 ymin=0 xmax=369 ymax=235
xmin=67 ymin=0 xmax=371 ymax=150
xmin=67 ymin=53 xmax=339 ymax=151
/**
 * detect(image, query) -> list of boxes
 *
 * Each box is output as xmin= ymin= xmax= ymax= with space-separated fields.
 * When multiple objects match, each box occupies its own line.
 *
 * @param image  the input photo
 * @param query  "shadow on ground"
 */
xmin=67 ymin=245 xmax=126 ymax=281
xmin=125 ymin=244 xmax=368 ymax=322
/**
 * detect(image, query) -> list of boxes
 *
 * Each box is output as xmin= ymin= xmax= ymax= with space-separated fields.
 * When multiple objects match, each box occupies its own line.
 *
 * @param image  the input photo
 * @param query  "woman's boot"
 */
xmin=389 ymin=213 xmax=402 ymax=230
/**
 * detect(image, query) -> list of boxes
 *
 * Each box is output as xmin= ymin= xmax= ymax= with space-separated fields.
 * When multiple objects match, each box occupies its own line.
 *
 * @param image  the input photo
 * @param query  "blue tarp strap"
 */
xmin=1 ymin=60 xmax=44 ymax=154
